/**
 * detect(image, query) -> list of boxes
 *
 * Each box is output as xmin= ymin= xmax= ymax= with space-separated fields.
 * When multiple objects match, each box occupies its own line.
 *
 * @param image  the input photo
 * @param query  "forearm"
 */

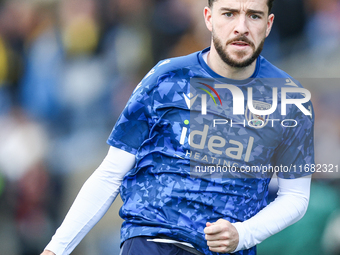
xmin=44 ymin=147 xmax=135 ymax=255
xmin=232 ymin=176 xmax=311 ymax=252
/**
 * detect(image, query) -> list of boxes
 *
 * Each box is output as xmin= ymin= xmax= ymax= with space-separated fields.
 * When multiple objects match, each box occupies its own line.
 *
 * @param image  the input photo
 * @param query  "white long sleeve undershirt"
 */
xmin=232 ymin=176 xmax=311 ymax=252
xmin=45 ymin=147 xmax=135 ymax=255
xmin=45 ymin=146 xmax=311 ymax=255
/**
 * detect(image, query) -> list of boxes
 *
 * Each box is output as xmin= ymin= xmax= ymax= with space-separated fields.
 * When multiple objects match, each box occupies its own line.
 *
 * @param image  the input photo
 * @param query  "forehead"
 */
xmin=213 ymin=0 xmax=268 ymax=12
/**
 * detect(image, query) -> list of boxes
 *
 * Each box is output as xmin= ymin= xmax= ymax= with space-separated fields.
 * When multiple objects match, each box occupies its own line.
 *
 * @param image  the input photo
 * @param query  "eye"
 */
xmin=224 ymin=12 xmax=234 ymax=18
xmin=250 ymin=14 xmax=261 ymax=20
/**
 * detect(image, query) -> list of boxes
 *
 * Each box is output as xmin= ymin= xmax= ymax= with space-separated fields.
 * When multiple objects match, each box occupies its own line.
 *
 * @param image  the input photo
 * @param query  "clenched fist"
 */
xmin=204 ymin=219 xmax=239 ymax=253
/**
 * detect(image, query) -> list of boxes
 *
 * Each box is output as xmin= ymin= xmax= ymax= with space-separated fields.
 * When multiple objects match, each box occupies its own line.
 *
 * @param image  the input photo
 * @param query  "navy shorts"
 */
xmin=119 ymin=236 xmax=203 ymax=255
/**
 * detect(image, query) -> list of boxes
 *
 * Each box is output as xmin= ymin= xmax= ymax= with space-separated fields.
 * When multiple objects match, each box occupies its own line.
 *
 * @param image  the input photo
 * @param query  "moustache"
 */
xmin=227 ymin=36 xmax=255 ymax=48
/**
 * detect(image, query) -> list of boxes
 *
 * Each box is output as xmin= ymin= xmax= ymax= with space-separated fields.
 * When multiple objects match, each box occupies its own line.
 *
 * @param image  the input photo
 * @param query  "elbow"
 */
xmin=294 ymin=194 xmax=310 ymax=222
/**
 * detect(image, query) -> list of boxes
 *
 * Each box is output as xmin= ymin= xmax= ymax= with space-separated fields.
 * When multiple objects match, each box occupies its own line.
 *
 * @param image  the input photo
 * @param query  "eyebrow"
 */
xmin=247 ymin=9 xmax=265 ymax=16
xmin=220 ymin=7 xmax=265 ymax=16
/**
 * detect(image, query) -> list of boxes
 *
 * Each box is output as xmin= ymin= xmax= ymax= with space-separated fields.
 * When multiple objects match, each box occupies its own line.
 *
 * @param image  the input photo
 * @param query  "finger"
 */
xmin=209 ymin=245 xmax=232 ymax=254
xmin=205 ymin=231 xmax=231 ymax=241
xmin=207 ymin=240 xmax=230 ymax=248
xmin=204 ymin=223 xmax=224 ymax=234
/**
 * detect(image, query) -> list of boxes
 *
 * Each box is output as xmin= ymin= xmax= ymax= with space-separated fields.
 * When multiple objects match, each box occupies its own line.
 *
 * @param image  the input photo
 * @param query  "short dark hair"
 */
xmin=208 ymin=0 xmax=275 ymax=13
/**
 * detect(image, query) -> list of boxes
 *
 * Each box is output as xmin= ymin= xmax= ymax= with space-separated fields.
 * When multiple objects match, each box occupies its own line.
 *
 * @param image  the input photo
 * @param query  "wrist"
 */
xmin=231 ymin=222 xmax=246 ymax=252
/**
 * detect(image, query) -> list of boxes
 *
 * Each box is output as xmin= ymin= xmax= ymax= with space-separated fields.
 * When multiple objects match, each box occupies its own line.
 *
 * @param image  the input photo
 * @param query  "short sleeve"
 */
xmin=107 ymin=86 xmax=153 ymax=155
xmin=273 ymin=101 xmax=315 ymax=179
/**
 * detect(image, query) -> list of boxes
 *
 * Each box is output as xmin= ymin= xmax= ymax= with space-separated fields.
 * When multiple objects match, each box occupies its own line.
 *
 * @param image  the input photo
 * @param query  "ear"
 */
xmin=204 ymin=6 xmax=213 ymax=32
xmin=266 ymin=13 xmax=275 ymax=37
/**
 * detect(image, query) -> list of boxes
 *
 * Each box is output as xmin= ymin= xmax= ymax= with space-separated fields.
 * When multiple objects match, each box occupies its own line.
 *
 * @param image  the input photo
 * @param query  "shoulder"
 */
xmin=132 ymin=51 xmax=200 ymax=94
xmin=257 ymin=56 xmax=305 ymax=89
xmin=155 ymin=51 xmax=200 ymax=75
xmin=257 ymin=57 xmax=314 ymax=120
xmin=257 ymin=56 xmax=292 ymax=78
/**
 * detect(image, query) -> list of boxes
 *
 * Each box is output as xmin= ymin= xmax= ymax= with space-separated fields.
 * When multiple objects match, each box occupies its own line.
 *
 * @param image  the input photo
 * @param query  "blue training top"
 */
xmin=107 ymin=47 xmax=314 ymax=255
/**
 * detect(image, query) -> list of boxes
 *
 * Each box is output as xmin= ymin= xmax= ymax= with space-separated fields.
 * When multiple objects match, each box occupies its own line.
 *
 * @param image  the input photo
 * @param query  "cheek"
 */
xmin=262 ymin=21 xmax=271 ymax=37
xmin=254 ymin=27 xmax=268 ymax=43
xmin=265 ymin=26 xmax=271 ymax=37
xmin=214 ymin=23 xmax=233 ymax=40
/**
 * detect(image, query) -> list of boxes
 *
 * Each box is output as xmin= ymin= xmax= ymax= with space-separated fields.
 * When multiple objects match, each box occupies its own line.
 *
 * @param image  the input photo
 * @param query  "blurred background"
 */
xmin=0 ymin=0 xmax=339 ymax=254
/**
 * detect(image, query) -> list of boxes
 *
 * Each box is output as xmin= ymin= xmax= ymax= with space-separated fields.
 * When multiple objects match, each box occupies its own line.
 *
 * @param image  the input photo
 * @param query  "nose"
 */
xmin=234 ymin=15 xmax=249 ymax=36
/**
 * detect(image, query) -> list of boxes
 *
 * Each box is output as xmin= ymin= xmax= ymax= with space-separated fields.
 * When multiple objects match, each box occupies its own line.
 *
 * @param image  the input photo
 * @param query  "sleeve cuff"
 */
xmin=231 ymin=222 xmax=246 ymax=253
xmin=44 ymin=239 xmax=67 ymax=255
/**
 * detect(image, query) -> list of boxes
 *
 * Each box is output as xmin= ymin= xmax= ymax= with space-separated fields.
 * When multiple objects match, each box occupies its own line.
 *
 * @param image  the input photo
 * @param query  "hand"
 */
xmin=204 ymin=219 xmax=239 ymax=253
xmin=40 ymin=250 xmax=56 ymax=255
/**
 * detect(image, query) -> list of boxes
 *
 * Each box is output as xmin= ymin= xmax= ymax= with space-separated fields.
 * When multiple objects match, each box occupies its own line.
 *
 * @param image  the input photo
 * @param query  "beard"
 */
xmin=213 ymin=32 xmax=265 ymax=68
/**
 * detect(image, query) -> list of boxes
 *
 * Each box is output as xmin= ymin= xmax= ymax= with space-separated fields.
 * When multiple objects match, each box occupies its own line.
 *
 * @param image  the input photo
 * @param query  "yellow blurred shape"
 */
xmin=0 ymin=37 xmax=8 ymax=85
xmin=62 ymin=16 xmax=99 ymax=55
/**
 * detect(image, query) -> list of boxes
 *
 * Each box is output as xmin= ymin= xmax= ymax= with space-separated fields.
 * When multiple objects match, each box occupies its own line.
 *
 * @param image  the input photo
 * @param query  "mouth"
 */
xmin=231 ymin=41 xmax=250 ymax=48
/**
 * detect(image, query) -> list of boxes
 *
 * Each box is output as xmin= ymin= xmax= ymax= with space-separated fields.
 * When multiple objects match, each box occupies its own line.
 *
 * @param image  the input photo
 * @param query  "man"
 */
xmin=41 ymin=0 xmax=314 ymax=254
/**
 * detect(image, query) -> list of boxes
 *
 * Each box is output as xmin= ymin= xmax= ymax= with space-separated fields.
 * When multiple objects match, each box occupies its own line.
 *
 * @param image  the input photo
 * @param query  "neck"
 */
xmin=207 ymin=47 xmax=257 ymax=80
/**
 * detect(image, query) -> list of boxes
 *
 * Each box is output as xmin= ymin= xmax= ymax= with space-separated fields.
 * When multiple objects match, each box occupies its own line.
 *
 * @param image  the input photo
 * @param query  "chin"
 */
xmin=231 ymin=55 xmax=252 ymax=64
